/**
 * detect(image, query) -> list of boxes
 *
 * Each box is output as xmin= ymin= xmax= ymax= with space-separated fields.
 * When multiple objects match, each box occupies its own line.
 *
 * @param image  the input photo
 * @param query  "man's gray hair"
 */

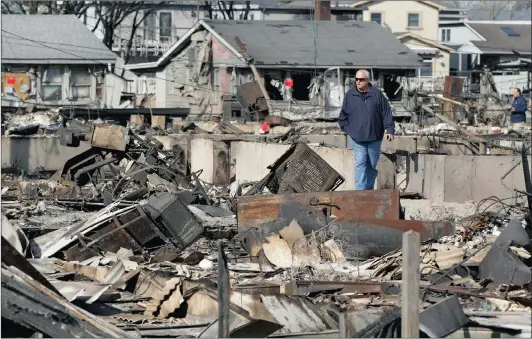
xmin=356 ymin=69 xmax=370 ymax=80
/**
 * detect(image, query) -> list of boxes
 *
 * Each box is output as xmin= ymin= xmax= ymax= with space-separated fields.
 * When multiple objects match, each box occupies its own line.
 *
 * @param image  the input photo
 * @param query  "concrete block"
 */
xmin=422 ymin=154 xmax=446 ymax=202
xmin=444 ymin=155 xmax=531 ymax=203
xmin=376 ymin=154 xmax=396 ymax=190
xmin=381 ymin=136 xmax=418 ymax=153
xmin=397 ymin=154 xmax=441 ymax=200
xmin=229 ymin=124 xmax=291 ymax=135
xmin=190 ymin=139 xmax=231 ymax=185
xmin=299 ymin=134 xmax=347 ymax=148
xmin=400 ymin=154 xmax=532 ymax=203
xmin=311 ymin=146 xmax=354 ymax=190
xmin=232 ymin=141 xmax=290 ymax=183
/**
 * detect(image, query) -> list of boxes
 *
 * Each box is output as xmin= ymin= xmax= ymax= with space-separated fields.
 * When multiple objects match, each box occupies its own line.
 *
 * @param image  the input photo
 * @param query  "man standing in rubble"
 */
xmin=510 ymin=88 xmax=528 ymax=128
xmin=338 ymin=69 xmax=394 ymax=190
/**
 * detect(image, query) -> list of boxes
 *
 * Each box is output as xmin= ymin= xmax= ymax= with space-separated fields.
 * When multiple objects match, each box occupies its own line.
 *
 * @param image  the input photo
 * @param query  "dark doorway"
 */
xmin=292 ymin=71 xmax=313 ymax=101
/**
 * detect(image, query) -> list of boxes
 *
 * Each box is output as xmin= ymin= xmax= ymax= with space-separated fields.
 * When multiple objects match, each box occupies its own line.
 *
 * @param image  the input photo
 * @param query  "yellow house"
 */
xmin=351 ymin=0 xmax=445 ymax=41
xmin=396 ymin=32 xmax=455 ymax=78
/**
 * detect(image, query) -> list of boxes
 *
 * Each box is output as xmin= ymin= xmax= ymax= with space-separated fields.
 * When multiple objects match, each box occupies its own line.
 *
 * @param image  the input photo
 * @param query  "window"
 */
xmin=370 ymin=12 xmax=382 ymax=24
xmin=186 ymin=67 xmax=193 ymax=85
xmin=213 ymin=68 xmax=220 ymax=103
xmin=440 ymin=29 xmax=451 ymax=42
xmin=500 ymin=26 xmax=519 ymax=37
xmin=419 ymin=59 xmax=433 ymax=77
xmin=144 ymin=12 xmax=156 ymax=41
xmin=139 ymin=72 xmax=156 ymax=94
xmin=159 ymin=12 xmax=172 ymax=40
xmin=41 ymin=67 xmax=62 ymax=101
xmin=407 ymin=13 xmax=420 ymax=28
xmin=71 ymin=67 xmax=91 ymax=99
xmin=188 ymin=47 xmax=197 ymax=64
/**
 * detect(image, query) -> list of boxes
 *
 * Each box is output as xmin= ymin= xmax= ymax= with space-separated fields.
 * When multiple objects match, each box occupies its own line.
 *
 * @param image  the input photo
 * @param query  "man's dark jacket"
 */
xmin=338 ymin=84 xmax=395 ymax=142
xmin=511 ymin=95 xmax=528 ymax=123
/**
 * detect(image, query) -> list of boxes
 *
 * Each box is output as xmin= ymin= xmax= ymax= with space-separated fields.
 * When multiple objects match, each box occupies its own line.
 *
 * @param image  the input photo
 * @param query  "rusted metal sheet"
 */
xmin=442 ymin=76 xmax=464 ymax=120
xmin=91 ymin=124 xmax=129 ymax=151
xmin=236 ymin=189 xmax=400 ymax=230
xmin=443 ymin=76 xmax=464 ymax=99
xmin=236 ymin=81 xmax=267 ymax=111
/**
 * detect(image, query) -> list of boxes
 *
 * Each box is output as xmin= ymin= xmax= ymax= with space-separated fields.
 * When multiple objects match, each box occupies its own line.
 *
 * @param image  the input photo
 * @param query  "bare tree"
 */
xmin=121 ymin=5 xmax=161 ymax=72
xmin=467 ymin=0 xmax=527 ymax=20
xmin=2 ymin=0 xmax=163 ymax=69
xmin=1 ymin=1 xmax=91 ymax=16
xmin=204 ymin=1 xmax=251 ymax=20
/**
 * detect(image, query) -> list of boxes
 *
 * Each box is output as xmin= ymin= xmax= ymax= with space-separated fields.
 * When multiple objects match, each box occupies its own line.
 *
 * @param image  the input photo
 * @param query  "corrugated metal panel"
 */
xmin=260 ymin=295 xmax=334 ymax=333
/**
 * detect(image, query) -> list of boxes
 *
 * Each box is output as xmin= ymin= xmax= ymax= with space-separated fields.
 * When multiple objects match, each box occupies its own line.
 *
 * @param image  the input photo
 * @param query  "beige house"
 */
xmin=351 ymin=0 xmax=445 ymax=41
xmin=396 ymin=32 xmax=454 ymax=78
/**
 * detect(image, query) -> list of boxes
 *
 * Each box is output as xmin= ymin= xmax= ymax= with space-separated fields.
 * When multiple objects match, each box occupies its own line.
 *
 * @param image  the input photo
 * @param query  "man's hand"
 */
xmin=511 ymin=107 xmax=515 ymax=112
xmin=385 ymin=133 xmax=394 ymax=141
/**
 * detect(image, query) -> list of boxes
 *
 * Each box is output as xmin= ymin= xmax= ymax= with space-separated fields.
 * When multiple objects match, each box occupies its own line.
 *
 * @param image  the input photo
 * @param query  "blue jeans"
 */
xmin=349 ymin=138 xmax=382 ymax=190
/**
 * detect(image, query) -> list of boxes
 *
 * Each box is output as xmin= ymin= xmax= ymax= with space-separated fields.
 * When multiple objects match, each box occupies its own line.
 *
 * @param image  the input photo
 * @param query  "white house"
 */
xmin=439 ymin=21 xmax=531 ymax=75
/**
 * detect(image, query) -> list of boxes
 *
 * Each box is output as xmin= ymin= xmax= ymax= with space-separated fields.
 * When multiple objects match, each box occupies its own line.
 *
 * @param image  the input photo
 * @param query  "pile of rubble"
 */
xmin=2 ymin=123 xmax=531 ymax=338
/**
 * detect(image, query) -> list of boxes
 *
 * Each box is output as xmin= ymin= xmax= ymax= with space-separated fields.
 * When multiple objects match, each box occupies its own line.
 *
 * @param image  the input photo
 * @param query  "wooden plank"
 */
xmin=401 ymin=230 xmax=420 ymax=338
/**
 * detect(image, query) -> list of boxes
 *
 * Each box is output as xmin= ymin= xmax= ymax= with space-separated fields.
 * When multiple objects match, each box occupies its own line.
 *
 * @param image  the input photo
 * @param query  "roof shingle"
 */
xmin=1 ymin=15 xmax=117 ymax=64
xmin=467 ymin=23 xmax=532 ymax=54
xmin=204 ymin=20 xmax=422 ymax=68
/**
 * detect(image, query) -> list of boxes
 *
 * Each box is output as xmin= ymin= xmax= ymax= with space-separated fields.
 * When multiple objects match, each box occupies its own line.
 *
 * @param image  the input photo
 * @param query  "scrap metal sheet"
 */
xmin=236 ymin=190 xmax=400 ymax=230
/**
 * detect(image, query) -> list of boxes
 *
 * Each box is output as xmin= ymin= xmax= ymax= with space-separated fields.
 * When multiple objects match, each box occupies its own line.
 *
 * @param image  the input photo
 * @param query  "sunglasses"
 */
xmin=355 ymin=78 xmax=368 ymax=82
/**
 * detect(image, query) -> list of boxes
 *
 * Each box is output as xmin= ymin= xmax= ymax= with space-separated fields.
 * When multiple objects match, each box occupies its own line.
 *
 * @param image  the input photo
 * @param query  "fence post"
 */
xmin=401 ymin=230 xmax=420 ymax=338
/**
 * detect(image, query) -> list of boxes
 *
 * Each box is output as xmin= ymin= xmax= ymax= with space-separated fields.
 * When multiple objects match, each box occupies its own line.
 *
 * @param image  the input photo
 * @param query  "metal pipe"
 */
xmin=428 ymin=94 xmax=470 ymax=112
xmin=500 ymin=160 xmax=522 ymax=195
xmin=333 ymin=219 xmax=454 ymax=257
xmin=217 ymin=241 xmax=229 ymax=338
xmin=82 ymin=213 xmax=145 ymax=249
xmin=59 ymin=107 xmax=189 ymax=117
xmin=521 ymin=144 xmax=532 ymax=223
xmin=73 ymin=157 xmax=117 ymax=179
xmin=421 ymin=105 xmax=486 ymax=145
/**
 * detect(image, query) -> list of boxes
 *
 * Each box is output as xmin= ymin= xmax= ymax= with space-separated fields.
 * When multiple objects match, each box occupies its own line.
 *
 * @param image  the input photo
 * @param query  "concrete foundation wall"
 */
xmin=1 ymin=137 xmax=91 ymax=171
xmin=4 ymin=136 xmax=531 ymax=205
xmin=190 ymin=139 xmax=231 ymax=185
xmin=231 ymin=141 xmax=355 ymax=191
xmin=400 ymin=154 xmax=532 ymax=203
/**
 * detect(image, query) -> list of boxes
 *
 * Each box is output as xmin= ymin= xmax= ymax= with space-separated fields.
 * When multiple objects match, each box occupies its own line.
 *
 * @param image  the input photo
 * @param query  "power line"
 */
xmin=0 ymin=28 xmax=363 ymax=77
xmin=6 ymin=34 xmax=525 ymax=80
xmin=2 ymin=28 xmax=522 ymax=111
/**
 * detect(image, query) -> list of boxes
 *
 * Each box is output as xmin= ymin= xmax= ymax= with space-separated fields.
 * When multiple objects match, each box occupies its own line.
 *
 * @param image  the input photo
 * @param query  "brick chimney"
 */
xmin=315 ymin=0 xmax=331 ymax=21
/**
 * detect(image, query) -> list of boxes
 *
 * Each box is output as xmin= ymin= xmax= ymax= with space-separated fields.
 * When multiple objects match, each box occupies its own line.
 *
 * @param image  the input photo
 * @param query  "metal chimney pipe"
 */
xmin=315 ymin=0 xmax=332 ymax=21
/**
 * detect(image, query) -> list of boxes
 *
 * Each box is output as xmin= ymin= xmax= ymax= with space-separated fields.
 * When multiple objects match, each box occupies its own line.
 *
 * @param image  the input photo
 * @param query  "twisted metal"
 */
xmin=285 ymin=219 xmax=372 ymax=282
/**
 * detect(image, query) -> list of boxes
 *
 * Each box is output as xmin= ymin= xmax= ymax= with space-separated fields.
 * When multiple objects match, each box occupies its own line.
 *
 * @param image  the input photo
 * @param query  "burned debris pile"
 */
xmin=2 ymin=124 xmax=532 ymax=338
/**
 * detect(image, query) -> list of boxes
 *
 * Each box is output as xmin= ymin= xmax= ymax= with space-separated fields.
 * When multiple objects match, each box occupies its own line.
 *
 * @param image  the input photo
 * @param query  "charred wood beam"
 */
xmin=217 ymin=240 xmax=230 ymax=338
